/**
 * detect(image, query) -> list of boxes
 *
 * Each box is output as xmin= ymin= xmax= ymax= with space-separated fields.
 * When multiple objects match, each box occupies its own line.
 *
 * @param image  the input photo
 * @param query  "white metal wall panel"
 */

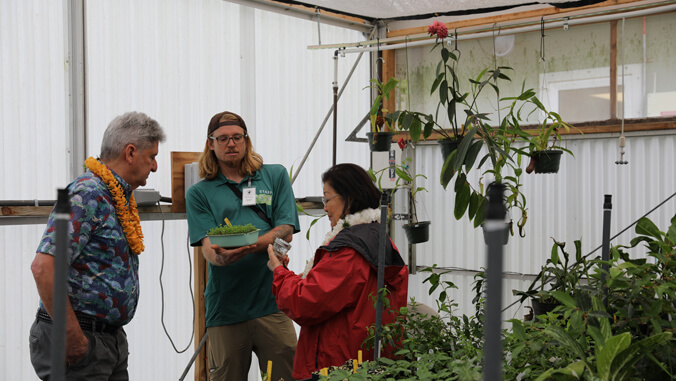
xmin=2 ymin=0 xmax=370 ymax=380
xmin=406 ymin=132 xmax=676 ymax=323
xmin=1 ymin=1 xmax=70 ymax=380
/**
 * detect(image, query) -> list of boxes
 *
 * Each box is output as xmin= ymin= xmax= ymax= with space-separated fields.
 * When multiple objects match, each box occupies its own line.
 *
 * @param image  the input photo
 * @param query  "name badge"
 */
xmin=242 ymin=187 xmax=256 ymax=206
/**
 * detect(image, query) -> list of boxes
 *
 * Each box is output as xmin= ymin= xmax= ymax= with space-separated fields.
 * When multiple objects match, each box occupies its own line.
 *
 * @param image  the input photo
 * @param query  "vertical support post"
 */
xmin=374 ymin=191 xmax=389 ymax=360
xmin=51 ymin=188 xmax=71 ymax=381
xmin=332 ymin=51 xmax=339 ymax=167
xmin=483 ymin=183 xmax=506 ymax=381
xmin=601 ymin=194 xmax=612 ymax=304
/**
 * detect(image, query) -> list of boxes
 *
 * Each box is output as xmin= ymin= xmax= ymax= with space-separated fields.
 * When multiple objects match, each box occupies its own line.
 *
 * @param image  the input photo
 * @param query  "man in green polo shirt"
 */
xmin=186 ymin=111 xmax=300 ymax=381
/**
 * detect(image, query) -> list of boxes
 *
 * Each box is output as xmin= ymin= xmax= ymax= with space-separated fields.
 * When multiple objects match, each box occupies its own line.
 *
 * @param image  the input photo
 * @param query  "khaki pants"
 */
xmin=207 ymin=311 xmax=297 ymax=381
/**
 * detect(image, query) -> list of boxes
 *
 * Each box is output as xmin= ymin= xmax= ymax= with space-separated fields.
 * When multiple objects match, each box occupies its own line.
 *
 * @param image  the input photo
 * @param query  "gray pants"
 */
xmin=29 ymin=318 xmax=129 ymax=381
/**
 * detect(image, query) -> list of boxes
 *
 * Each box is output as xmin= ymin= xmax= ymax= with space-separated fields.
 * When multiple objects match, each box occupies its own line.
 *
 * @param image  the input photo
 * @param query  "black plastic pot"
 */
xmin=531 ymin=298 xmax=561 ymax=320
xmin=366 ymin=131 xmax=394 ymax=152
xmin=402 ymin=221 xmax=430 ymax=244
xmin=438 ymin=139 xmax=461 ymax=162
xmin=482 ymin=222 xmax=510 ymax=245
xmin=532 ymin=150 xmax=563 ymax=174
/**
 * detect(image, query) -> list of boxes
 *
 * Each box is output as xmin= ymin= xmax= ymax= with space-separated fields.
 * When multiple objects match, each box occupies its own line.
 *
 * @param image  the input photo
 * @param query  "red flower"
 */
xmin=398 ymin=137 xmax=406 ymax=150
xmin=427 ymin=21 xmax=448 ymax=40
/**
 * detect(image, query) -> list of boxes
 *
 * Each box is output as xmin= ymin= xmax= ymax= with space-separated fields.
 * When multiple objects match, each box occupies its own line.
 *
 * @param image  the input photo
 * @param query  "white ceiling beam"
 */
xmin=221 ymin=0 xmax=373 ymax=33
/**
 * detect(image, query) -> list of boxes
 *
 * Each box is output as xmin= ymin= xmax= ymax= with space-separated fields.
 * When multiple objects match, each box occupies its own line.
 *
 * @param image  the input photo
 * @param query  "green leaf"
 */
xmin=636 ymin=217 xmax=662 ymax=240
xmin=454 ymin=181 xmax=470 ymax=220
xmin=550 ymin=241 xmax=560 ymax=266
xmin=597 ymin=333 xmax=632 ymax=380
xmin=544 ymin=326 xmax=589 ymax=362
xmin=468 ymin=191 xmax=479 ymax=219
xmin=439 ymin=79 xmax=448 ymax=104
xmin=550 ymin=290 xmax=576 ymax=308
xmin=440 ymin=150 xmax=457 ymax=189
xmin=430 ymin=72 xmax=444 ymax=95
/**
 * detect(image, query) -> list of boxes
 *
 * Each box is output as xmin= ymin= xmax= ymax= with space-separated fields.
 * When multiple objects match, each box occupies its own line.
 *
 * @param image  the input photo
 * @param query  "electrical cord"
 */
xmin=157 ymin=201 xmax=195 ymax=353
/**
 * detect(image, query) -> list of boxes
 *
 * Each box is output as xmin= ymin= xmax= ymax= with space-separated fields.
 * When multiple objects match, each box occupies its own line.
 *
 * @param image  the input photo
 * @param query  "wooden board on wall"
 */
xmin=171 ymin=152 xmax=201 ymax=213
xmin=194 ymin=247 xmax=208 ymax=381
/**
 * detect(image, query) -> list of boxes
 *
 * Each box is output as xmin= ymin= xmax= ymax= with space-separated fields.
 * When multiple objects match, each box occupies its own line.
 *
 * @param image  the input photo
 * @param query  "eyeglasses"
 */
xmin=322 ymin=194 xmax=339 ymax=206
xmin=209 ymin=134 xmax=247 ymax=145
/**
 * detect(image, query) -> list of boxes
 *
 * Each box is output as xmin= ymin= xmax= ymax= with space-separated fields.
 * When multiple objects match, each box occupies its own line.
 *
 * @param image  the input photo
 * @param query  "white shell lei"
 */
xmin=301 ymin=208 xmax=381 ymax=279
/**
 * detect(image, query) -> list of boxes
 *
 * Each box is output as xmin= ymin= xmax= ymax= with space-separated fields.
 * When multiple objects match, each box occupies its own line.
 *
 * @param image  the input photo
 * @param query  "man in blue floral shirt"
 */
xmin=29 ymin=112 xmax=165 ymax=380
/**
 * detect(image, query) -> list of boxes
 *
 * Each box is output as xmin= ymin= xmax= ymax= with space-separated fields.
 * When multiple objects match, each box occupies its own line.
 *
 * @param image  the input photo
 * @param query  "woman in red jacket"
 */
xmin=266 ymin=163 xmax=409 ymax=380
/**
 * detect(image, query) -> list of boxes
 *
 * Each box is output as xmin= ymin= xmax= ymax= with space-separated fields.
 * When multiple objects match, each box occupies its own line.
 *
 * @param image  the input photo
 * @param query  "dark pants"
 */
xmin=207 ymin=311 xmax=297 ymax=381
xmin=29 ymin=317 xmax=129 ymax=381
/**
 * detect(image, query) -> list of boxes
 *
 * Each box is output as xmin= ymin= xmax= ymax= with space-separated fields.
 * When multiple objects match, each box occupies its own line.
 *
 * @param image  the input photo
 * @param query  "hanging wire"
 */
xmin=492 ymin=24 xmax=501 ymax=125
xmin=405 ymin=35 xmax=411 ymax=110
xmin=616 ymin=17 xmax=629 ymax=165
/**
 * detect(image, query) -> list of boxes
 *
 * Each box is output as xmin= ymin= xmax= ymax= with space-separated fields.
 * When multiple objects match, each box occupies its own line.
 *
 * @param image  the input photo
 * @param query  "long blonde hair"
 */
xmin=198 ymin=112 xmax=263 ymax=180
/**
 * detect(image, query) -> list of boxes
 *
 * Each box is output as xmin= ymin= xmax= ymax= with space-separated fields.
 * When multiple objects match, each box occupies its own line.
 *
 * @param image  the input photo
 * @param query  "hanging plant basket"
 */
xmin=366 ymin=131 xmax=394 ymax=152
xmin=438 ymin=138 xmax=461 ymax=162
xmin=402 ymin=221 xmax=431 ymax=244
xmin=532 ymin=150 xmax=563 ymax=174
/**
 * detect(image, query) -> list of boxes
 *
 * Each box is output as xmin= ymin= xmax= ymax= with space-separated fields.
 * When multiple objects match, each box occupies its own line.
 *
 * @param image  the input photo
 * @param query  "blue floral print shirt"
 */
xmin=37 ymin=169 xmax=140 ymax=326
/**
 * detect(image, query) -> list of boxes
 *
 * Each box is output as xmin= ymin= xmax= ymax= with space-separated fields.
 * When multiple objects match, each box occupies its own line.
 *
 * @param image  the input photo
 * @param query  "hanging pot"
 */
xmin=366 ymin=131 xmax=394 ymax=152
xmin=531 ymin=150 xmax=563 ymax=174
xmin=402 ymin=221 xmax=431 ymax=244
xmin=482 ymin=222 xmax=510 ymax=245
xmin=438 ymin=139 xmax=461 ymax=162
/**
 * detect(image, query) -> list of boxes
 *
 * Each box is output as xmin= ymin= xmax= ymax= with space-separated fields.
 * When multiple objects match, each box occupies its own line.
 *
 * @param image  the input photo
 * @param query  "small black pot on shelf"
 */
xmin=366 ymin=131 xmax=394 ymax=152
xmin=402 ymin=221 xmax=431 ymax=244
xmin=532 ymin=150 xmax=563 ymax=174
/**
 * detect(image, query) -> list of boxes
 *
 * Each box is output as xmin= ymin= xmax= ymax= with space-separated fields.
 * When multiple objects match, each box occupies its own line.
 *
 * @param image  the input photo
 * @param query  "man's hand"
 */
xmin=210 ymin=244 xmax=255 ymax=266
xmin=66 ymin=332 xmax=89 ymax=366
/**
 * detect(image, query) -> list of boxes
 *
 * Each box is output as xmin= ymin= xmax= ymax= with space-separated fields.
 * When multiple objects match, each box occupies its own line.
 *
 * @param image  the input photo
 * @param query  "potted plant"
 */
xmin=206 ymin=222 xmax=260 ymax=248
xmin=368 ymin=157 xmax=430 ymax=244
xmin=366 ymin=77 xmax=399 ymax=152
xmin=396 ymin=21 xmax=467 ymax=161
xmin=513 ymin=238 xmax=593 ymax=318
xmin=505 ymin=88 xmax=578 ymax=174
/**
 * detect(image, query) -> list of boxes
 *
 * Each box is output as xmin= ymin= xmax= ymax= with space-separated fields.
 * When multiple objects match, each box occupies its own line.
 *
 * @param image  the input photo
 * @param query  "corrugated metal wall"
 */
xmin=406 ymin=132 xmax=676 ymax=324
xmin=2 ymin=0 xmax=369 ymax=380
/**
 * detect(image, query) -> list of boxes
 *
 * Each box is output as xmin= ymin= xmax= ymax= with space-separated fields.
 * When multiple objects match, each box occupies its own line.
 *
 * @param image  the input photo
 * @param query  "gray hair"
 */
xmin=100 ymin=112 xmax=166 ymax=161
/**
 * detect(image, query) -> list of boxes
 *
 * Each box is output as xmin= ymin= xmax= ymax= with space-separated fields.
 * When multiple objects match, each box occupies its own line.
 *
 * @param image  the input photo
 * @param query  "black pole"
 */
xmin=374 ymin=192 xmax=389 ymax=360
xmin=332 ymin=51 xmax=338 ymax=167
xmin=51 ymin=188 xmax=70 ymax=381
xmin=601 ymin=195 xmax=612 ymax=303
xmin=483 ymin=183 xmax=506 ymax=381
xmin=179 ymin=332 xmax=209 ymax=381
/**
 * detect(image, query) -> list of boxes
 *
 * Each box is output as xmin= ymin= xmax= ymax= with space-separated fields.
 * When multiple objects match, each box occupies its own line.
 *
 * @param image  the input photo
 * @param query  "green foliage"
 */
xmin=319 ymin=215 xmax=676 ymax=380
xmin=367 ymin=157 xmax=428 ymax=223
xmin=206 ymin=223 xmax=257 ymax=235
xmin=367 ymin=77 xmax=400 ymax=133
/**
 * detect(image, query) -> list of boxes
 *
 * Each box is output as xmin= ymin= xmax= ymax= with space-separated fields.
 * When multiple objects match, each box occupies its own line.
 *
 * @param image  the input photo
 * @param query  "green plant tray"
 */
xmin=208 ymin=229 xmax=260 ymax=248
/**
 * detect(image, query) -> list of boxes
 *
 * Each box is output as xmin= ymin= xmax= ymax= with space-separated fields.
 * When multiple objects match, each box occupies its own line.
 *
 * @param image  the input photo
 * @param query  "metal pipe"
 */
xmin=373 ymin=192 xmax=389 ymax=360
xmin=290 ymin=43 xmax=370 ymax=184
xmin=335 ymin=3 xmax=676 ymax=54
xmin=179 ymin=332 xmax=209 ymax=381
xmin=332 ymin=51 xmax=338 ymax=167
xmin=50 ymin=188 xmax=70 ymax=381
xmin=483 ymin=183 xmax=506 ymax=381
xmin=601 ymin=194 xmax=612 ymax=304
